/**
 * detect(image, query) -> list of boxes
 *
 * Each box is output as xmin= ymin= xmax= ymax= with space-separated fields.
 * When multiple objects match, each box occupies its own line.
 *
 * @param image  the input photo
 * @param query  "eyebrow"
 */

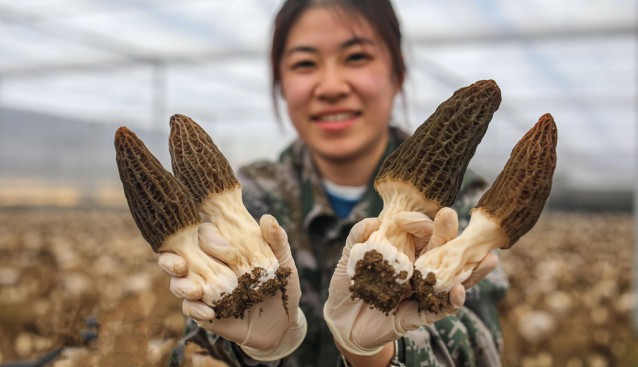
xmin=342 ymin=36 xmax=375 ymax=49
xmin=285 ymin=36 xmax=376 ymax=56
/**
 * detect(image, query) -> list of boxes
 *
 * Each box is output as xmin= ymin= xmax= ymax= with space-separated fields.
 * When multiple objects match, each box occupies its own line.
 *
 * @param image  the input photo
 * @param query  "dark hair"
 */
xmin=270 ymin=0 xmax=406 ymax=115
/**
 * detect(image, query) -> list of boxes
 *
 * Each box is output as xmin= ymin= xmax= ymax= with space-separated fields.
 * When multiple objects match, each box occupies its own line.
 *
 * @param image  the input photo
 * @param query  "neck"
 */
xmin=312 ymin=134 xmax=389 ymax=187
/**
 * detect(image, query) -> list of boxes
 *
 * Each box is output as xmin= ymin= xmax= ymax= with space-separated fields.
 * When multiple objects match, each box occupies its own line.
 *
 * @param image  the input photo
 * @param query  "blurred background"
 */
xmin=0 ymin=0 xmax=635 ymax=366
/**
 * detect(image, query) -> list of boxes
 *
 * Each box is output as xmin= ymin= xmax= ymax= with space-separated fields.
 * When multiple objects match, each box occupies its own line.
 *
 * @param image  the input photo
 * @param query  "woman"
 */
xmin=161 ymin=0 xmax=508 ymax=366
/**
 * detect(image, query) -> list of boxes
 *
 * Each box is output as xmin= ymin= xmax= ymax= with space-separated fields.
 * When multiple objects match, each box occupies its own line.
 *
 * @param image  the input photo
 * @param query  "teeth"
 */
xmin=318 ymin=112 xmax=355 ymax=122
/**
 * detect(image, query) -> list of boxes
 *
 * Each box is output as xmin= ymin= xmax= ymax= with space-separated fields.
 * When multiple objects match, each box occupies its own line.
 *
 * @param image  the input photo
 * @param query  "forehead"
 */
xmin=285 ymin=6 xmax=380 ymax=50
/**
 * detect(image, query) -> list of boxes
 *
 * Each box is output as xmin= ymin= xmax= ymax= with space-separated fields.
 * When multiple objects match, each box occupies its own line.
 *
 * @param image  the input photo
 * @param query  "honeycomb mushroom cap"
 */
xmin=115 ymin=126 xmax=200 ymax=252
xmin=476 ymin=113 xmax=558 ymax=247
xmin=169 ymin=114 xmax=240 ymax=207
xmin=375 ymin=79 xmax=501 ymax=209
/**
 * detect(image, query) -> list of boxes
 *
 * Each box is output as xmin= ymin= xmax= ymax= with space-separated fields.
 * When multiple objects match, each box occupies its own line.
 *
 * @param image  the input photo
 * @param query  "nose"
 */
xmin=314 ymin=65 xmax=349 ymax=102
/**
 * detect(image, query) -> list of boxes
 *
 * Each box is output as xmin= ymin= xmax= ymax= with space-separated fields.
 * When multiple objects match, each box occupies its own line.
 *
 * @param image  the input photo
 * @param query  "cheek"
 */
xmin=354 ymin=68 xmax=398 ymax=105
xmin=281 ymin=78 xmax=312 ymax=135
xmin=281 ymin=77 xmax=313 ymax=111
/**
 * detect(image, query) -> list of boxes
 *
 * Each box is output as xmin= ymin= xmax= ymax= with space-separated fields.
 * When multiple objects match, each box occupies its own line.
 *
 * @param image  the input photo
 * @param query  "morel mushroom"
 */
xmin=347 ymin=80 xmax=502 ymax=314
xmin=168 ymin=114 xmax=291 ymax=317
xmin=115 ymin=125 xmax=290 ymax=319
xmin=114 ymin=127 xmax=239 ymax=314
xmin=413 ymin=113 xmax=558 ymax=313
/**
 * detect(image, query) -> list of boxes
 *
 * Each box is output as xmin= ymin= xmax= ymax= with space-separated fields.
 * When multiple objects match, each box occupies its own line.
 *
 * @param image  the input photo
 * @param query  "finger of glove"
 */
xmin=158 ymin=252 xmax=188 ymax=277
xmin=338 ymin=217 xmax=380 ymax=276
xmin=331 ymin=218 xmax=380 ymax=299
xmin=260 ymin=215 xmax=303 ymax=316
xmin=424 ymin=207 xmax=459 ymax=254
xmin=394 ymin=211 xmax=433 ymax=255
xmin=170 ymin=276 xmax=203 ymax=300
xmin=461 ymin=251 xmax=499 ymax=290
xmin=345 ymin=217 xmax=381 ymax=250
xmin=437 ymin=285 xmax=466 ymax=318
xmin=259 ymin=215 xmax=293 ymax=267
xmin=349 ymin=307 xmax=402 ymax=350
xmin=183 ymin=299 xmax=216 ymax=321
xmin=395 ymin=300 xmax=428 ymax=333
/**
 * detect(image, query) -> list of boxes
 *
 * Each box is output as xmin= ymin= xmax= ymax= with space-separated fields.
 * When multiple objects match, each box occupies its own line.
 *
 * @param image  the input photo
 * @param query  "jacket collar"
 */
xmin=278 ymin=126 xmax=410 ymax=232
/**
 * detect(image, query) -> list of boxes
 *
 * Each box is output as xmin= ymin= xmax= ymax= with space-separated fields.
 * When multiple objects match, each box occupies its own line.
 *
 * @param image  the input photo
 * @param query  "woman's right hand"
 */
xmin=158 ymin=215 xmax=306 ymax=362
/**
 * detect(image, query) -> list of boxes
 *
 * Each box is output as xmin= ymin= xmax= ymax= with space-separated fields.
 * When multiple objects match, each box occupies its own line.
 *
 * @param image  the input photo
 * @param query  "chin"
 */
xmin=315 ymin=145 xmax=364 ymax=163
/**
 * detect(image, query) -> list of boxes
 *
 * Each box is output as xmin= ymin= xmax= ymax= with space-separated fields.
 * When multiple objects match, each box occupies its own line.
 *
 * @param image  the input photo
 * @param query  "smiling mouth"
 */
xmin=312 ymin=111 xmax=361 ymax=122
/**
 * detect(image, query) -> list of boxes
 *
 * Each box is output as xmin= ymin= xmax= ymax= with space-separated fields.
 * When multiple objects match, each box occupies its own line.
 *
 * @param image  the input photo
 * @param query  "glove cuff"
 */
xmin=333 ymin=339 xmax=384 ymax=357
xmin=240 ymin=308 xmax=307 ymax=361
xmin=323 ymin=304 xmax=384 ymax=356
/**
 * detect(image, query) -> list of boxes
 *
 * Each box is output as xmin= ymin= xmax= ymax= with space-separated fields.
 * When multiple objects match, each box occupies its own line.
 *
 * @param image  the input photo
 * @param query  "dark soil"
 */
xmin=349 ymin=250 xmax=412 ymax=315
xmin=212 ymin=266 xmax=291 ymax=319
xmin=410 ymin=270 xmax=448 ymax=314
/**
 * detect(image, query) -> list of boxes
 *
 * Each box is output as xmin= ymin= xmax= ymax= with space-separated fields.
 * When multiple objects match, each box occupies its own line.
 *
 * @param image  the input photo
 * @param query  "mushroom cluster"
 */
xmin=347 ymin=80 xmax=558 ymax=314
xmin=114 ymin=116 xmax=290 ymax=319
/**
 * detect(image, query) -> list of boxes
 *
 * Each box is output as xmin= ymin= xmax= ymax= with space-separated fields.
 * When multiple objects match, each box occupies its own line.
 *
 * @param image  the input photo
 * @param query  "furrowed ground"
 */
xmin=0 ymin=207 xmax=635 ymax=366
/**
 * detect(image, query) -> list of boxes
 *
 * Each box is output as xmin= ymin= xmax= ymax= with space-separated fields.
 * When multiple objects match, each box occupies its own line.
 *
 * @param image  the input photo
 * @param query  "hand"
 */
xmin=158 ymin=215 xmax=306 ymax=361
xmin=323 ymin=215 xmax=461 ymax=358
xmin=324 ymin=209 xmax=497 ymax=358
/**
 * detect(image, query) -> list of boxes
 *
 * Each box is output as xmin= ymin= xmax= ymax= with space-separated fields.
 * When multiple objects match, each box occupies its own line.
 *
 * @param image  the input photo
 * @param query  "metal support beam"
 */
xmin=0 ymin=24 xmax=634 ymax=77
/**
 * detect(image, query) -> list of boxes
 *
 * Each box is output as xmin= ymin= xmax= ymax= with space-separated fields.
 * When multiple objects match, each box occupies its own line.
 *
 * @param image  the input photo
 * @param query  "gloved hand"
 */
xmin=158 ymin=214 xmax=306 ymax=361
xmin=323 ymin=209 xmax=497 ymax=357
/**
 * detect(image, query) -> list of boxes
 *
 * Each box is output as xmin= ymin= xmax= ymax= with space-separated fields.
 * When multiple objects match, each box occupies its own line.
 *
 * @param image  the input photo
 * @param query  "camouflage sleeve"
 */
xmin=401 ymin=307 xmax=503 ymax=367
xmin=402 ymin=325 xmax=457 ymax=367
xmin=463 ymin=261 xmax=509 ymax=354
xmin=237 ymin=163 xmax=274 ymax=220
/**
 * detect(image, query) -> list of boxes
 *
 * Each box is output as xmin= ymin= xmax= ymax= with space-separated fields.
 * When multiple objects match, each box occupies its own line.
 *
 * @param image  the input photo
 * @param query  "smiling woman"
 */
xmin=154 ymin=1 xmax=509 ymax=367
xmin=0 ymin=0 xmax=635 ymax=366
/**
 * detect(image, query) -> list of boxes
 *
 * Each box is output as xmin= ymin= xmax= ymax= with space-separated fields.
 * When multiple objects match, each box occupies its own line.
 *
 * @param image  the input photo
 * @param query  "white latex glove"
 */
xmin=158 ymin=215 xmax=306 ymax=361
xmin=324 ymin=209 xmax=496 ymax=357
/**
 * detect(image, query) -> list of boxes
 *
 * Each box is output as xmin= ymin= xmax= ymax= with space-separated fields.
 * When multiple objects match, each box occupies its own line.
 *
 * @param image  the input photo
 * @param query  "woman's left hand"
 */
xmin=323 ymin=210 xmax=497 ymax=362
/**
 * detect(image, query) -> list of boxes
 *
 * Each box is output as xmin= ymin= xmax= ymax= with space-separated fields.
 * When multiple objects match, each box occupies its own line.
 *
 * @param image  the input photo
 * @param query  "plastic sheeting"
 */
xmin=0 ymin=0 xmax=635 ymax=203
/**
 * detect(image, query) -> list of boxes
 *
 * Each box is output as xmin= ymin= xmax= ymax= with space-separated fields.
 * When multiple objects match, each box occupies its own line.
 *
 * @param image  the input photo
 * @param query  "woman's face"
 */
xmin=279 ymin=6 xmax=400 ymax=164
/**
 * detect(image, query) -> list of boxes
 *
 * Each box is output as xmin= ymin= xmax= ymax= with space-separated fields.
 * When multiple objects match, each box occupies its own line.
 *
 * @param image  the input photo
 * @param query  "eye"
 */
xmin=291 ymin=59 xmax=316 ymax=71
xmin=346 ymin=52 xmax=371 ymax=65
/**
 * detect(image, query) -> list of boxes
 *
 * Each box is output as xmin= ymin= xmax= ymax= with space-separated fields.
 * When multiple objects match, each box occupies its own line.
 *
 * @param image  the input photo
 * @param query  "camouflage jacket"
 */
xmin=171 ymin=127 xmax=509 ymax=367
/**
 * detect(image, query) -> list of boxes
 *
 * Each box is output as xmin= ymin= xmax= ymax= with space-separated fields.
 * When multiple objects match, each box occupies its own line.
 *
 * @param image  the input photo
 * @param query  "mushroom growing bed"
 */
xmin=0 ymin=207 xmax=635 ymax=366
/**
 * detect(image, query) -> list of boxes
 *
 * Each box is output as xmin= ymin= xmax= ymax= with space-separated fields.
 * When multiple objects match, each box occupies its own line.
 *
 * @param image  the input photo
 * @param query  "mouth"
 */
xmin=311 ymin=111 xmax=361 ymax=123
